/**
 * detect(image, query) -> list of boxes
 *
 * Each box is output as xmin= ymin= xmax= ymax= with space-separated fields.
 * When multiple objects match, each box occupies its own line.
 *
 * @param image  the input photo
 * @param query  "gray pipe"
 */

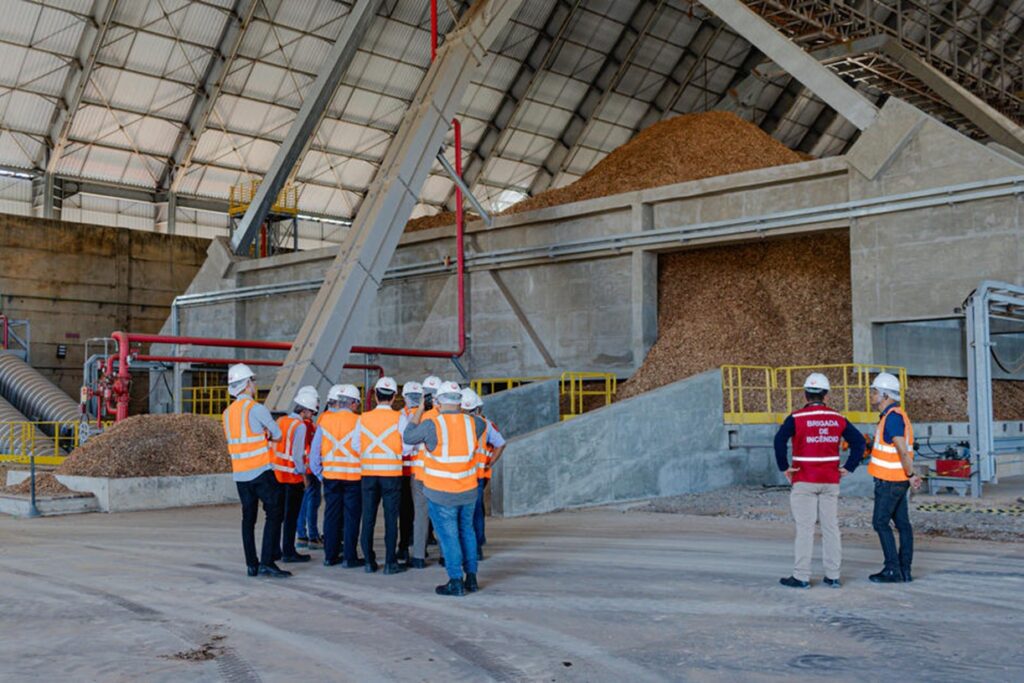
xmin=0 ymin=395 xmax=58 ymax=460
xmin=0 ymin=354 xmax=80 ymax=431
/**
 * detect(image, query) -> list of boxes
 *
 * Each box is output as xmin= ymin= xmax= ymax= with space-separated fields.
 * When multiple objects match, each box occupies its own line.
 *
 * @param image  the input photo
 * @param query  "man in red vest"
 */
xmin=774 ymin=373 xmax=866 ymax=589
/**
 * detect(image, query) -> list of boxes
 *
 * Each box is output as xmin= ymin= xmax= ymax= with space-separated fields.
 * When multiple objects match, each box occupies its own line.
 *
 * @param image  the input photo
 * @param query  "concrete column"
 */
xmin=631 ymin=203 xmax=657 ymax=370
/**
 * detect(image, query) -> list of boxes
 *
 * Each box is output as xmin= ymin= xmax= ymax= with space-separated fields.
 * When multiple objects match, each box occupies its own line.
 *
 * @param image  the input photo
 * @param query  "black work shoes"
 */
xmin=822 ymin=577 xmax=842 ymax=588
xmin=779 ymin=576 xmax=811 ymax=589
xmin=869 ymin=570 xmax=903 ymax=584
xmin=435 ymin=579 xmax=465 ymax=596
xmin=246 ymin=565 xmax=259 ymax=577
xmin=281 ymin=553 xmax=311 ymax=563
xmin=258 ymin=563 xmax=292 ymax=578
xmin=383 ymin=563 xmax=407 ymax=575
xmin=464 ymin=573 xmax=479 ymax=593
xmin=341 ymin=558 xmax=366 ymax=569
xmin=407 ymin=558 xmax=426 ymax=569
xmin=364 ymin=560 xmax=380 ymax=573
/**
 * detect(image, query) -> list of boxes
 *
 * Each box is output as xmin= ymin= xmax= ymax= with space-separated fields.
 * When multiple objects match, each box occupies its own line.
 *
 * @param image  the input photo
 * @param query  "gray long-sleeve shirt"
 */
xmin=403 ymin=410 xmax=487 ymax=506
xmin=231 ymin=393 xmax=282 ymax=483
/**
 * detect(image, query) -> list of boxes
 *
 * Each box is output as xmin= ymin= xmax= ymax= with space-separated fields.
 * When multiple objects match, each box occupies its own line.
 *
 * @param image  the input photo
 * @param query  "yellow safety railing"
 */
xmin=183 ymin=384 xmax=369 ymax=417
xmin=722 ymin=363 xmax=908 ymax=425
xmin=470 ymin=377 xmax=549 ymax=396
xmin=228 ymin=179 xmax=300 ymax=217
xmin=0 ymin=421 xmax=78 ymax=465
xmin=560 ymin=371 xmax=617 ymax=420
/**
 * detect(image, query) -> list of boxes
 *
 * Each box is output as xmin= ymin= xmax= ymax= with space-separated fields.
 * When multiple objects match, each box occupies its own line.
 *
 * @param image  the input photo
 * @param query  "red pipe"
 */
xmin=0 ymin=314 xmax=8 ymax=349
xmin=136 ymin=354 xmax=385 ymax=379
xmin=430 ymin=0 xmax=438 ymax=61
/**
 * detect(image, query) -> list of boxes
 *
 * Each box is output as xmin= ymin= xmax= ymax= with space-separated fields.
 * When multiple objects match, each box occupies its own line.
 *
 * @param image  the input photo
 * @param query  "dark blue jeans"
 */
xmin=299 ymin=476 xmax=321 ymax=539
xmin=428 ymin=499 xmax=478 ymax=581
xmin=872 ymin=478 xmax=913 ymax=575
xmin=323 ymin=479 xmax=362 ymax=563
xmin=473 ymin=479 xmax=488 ymax=547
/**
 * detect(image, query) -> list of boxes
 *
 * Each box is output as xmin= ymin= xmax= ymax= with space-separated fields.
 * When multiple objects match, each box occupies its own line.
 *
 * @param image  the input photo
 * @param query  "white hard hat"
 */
xmin=375 ymin=376 xmax=398 ymax=393
xmin=294 ymin=385 xmax=319 ymax=411
xmin=871 ymin=372 xmax=901 ymax=395
xmin=803 ymin=373 xmax=830 ymax=393
xmin=460 ymin=387 xmax=482 ymax=411
xmin=422 ymin=376 xmax=442 ymax=392
xmin=227 ymin=363 xmax=255 ymax=386
xmin=437 ymin=380 xmax=463 ymax=404
xmin=327 ymin=384 xmax=361 ymax=403
xmin=402 ymin=381 xmax=423 ymax=397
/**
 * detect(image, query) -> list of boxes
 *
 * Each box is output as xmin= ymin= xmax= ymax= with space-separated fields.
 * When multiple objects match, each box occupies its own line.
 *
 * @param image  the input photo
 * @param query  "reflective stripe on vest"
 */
xmin=271 ymin=415 xmax=303 ymax=484
xmin=421 ymin=414 xmax=479 ymax=494
xmin=790 ymin=403 xmax=846 ymax=485
xmin=319 ymin=410 xmax=361 ymax=481
xmin=222 ymin=398 xmax=271 ymax=475
xmin=475 ymin=417 xmax=495 ymax=480
xmin=358 ymin=408 xmax=404 ymax=476
xmin=868 ymin=406 xmax=914 ymax=482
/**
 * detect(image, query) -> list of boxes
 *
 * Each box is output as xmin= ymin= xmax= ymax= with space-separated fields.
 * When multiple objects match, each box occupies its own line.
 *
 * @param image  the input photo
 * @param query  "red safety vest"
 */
xmin=790 ymin=403 xmax=846 ymax=485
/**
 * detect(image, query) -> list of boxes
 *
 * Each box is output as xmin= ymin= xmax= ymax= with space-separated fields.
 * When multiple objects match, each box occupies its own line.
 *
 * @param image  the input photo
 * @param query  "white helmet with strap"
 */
xmin=294 ymin=385 xmax=319 ymax=411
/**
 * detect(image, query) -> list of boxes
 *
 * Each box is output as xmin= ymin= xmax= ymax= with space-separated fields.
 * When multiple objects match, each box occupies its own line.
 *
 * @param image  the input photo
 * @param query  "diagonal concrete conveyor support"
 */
xmin=699 ymin=0 xmax=878 ymax=130
xmin=265 ymin=0 xmax=526 ymax=411
xmin=230 ymin=0 xmax=385 ymax=255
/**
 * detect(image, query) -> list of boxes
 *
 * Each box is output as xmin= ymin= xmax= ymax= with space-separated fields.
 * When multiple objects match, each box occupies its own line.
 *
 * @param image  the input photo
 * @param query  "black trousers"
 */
xmin=323 ymin=478 xmax=362 ymax=563
xmin=236 ymin=470 xmax=282 ymax=568
xmin=278 ymin=481 xmax=305 ymax=558
xmin=361 ymin=476 xmax=402 ymax=566
xmin=398 ymin=475 xmax=414 ymax=555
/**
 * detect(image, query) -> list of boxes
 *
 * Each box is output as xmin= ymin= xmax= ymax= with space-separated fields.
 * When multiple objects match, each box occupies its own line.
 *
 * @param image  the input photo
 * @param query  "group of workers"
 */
xmin=774 ymin=371 xmax=921 ymax=588
xmin=222 ymin=364 xmax=505 ymax=597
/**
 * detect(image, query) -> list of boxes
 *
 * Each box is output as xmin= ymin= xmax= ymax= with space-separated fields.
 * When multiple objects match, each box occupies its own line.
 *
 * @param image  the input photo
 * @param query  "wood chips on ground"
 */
xmin=58 ymin=414 xmax=229 ymax=478
xmin=2 ymin=472 xmax=89 ymax=497
xmin=618 ymin=231 xmax=853 ymax=401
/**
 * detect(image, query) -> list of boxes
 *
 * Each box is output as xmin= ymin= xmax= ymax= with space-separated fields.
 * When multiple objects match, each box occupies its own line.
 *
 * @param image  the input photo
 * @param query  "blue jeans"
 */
xmin=872 ymin=479 xmax=913 ymax=574
xmin=299 ymin=477 xmax=321 ymax=539
xmin=428 ymin=499 xmax=478 ymax=581
xmin=473 ymin=479 xmax=488 ymax=547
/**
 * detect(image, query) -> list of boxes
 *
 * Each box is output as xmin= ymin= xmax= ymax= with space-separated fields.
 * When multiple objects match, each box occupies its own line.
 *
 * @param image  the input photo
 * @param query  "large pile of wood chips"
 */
xmin=618 ymin=231 xmax=854 ymax=401
xmin=406 ymin=111 xmax=803 ymax=230
xmin=908 ymin=377 xmax=1024 ymax=422
xmin=58 ymin=414 xmax=229 ymax=478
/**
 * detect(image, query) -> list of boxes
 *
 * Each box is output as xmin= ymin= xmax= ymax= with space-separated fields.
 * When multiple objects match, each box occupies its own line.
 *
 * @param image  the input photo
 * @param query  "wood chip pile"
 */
xmin=909 ymin=377 xmax=1024 ymax=422
xmin=58 ymin=414 xmax=229 ymax=478
xmin=405 ymin=211 xmax=479 ymax=233
xmin=2 ymin=473 xmax=88 ymax=497
xmin=618 ymin=231 xmax=853 ymax=401
xmin=503 ymin=111 xmax=803 ymax=215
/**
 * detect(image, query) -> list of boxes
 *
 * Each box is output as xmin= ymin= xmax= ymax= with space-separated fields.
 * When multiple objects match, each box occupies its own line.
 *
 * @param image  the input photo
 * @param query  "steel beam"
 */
xmin=445 ymin=0 xmax=580 ymax=210
xmin=161 ymin=0 xmax=258 ymax=193
xmin=230 ymin=0 xmax=384 ymax=255
xmin=265 ymin=0 xmax=527 ymax=411
xmin=699 ymin=0 xmax=878 ymax=130
xmin=529 ymin=0 xmax=665 ymax=196
xmin=44 ymin=0 xmax=118 ymax=174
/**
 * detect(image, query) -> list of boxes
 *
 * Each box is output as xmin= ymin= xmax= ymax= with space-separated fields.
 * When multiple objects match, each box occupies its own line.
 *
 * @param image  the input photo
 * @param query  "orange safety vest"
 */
xmin=868 ymin=405 xmax=915 ymax=482
xmin=421 ymin=413 xmax=480 ymax=495
xmin=410 ymin=406 xmax=440 ymax=479
xmin=358 ymin=406 xmax=404 ymax=477
xmin=319 ymin=410 xmax=361 ymax=481
xmin=475 ymin=417 xmax=496 ymax=481
xmin=271 ymin=415 xmax=304 ymax=484
xmin=222 ymin=397 xmax=272 ymax=477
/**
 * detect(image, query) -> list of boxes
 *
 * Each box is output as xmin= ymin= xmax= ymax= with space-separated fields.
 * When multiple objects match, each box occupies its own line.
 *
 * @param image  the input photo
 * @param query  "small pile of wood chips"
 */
xmin=2 ymin=473 xmax=88 ymax=497
xmin=405 ymin=211 xmax=480 ymax=233
xmin=58 ymin=414 xmax=229 ymax=478
xmin=503 ymin=111 xmax=803 ymax=215
xmin=618 ymin=231 xmax=853 ymax=401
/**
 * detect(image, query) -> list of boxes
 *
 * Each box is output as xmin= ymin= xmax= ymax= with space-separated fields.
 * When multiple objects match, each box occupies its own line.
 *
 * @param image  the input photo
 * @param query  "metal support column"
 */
xmin=230 ymin=0 xmax=385 ymax=255
xmin=265 ymin=0 xmax=526 ymax=411
xmin=699 ymin=0 xmax=878 ymax=130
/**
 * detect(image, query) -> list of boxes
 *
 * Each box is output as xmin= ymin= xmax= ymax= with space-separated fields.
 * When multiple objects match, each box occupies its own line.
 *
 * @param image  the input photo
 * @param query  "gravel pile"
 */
xmin=58 ymin=414 xmax=229 ymax=478
xmin=639 ymin=486 xmax=1024 ymax=543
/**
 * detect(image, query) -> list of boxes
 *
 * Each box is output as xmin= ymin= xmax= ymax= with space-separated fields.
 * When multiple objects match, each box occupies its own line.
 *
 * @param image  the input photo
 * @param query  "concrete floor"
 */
xmin=0 ymin=506 xmax=1022 ymax=682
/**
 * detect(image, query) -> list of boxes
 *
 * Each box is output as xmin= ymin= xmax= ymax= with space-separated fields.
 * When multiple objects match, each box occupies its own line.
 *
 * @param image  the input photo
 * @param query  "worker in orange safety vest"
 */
xmin=271 ymin=385 xmax=319 ymax=565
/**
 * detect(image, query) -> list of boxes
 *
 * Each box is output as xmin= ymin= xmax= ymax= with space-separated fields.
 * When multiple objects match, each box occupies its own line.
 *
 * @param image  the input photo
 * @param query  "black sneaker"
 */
xmin=465 ymin=573 xmax=479 ymax=593
xmin=823 ymin=577 xmax=842 ymax=588
xmin=341 ymin=558 xmax=366 ymax=569
xmin=246 ymin=565 xmax=259 ymax=577
xmin=364 ymin=560 xmax=379 ymax=574
xmin=779 ymin=576 xmax=811 ymax=589
xmin=323 ymin=557 xmax=341 ymax=567
xmin=435 ymin=579 xmax=465 ymax=597
xmin=408 ymin=558 xmax=426 ymax=569
xmin=258 ymin=563 xmax=292 ymax=578
xmin=869 ymin=570 xmax=903 ymax=584
xmin=383 ymin=563 xmax=407 ymax=575
xmin=901 ymin=569 xmax=913 ymax=583
xmin=281 ymin=553 xmax=311 ymax=563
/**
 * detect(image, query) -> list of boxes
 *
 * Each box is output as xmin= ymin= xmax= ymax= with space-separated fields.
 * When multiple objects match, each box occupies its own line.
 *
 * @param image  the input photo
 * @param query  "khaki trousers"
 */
xmin=790 ymin=482 xmax=841 ymax=582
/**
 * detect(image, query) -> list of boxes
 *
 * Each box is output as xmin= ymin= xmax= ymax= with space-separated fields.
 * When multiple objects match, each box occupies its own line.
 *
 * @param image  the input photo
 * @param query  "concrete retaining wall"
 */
xmin=6 ymin=471 xmax=235 ymax=513
xmin=479 ymin=379 xmax=560 ymax=439
xmin=0 ymin=493 xmax=99 ymax=517
xmin=492 ymin=370 xmax=777 ymax=517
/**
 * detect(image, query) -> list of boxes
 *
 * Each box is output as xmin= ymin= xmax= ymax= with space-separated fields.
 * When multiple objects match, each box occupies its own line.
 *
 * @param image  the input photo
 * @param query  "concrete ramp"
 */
xmin=493 ymin=370 xmax=777 ymax=517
